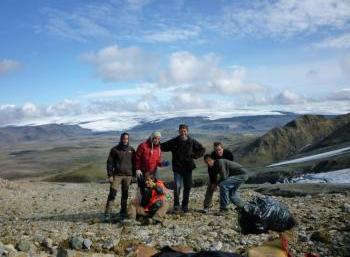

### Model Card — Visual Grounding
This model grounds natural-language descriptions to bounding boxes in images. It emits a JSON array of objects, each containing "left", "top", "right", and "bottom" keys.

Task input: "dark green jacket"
[{"left": 214, "top": 159, "right": 249, "bottom": 182}]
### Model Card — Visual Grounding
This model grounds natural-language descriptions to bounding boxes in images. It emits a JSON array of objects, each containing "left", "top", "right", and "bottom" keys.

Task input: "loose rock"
[
  {"left": 16, "top": 239, "right": 31, "bottom": 252},
  {"left": 69, "top": 236, "right": 84, "bottom": 250}
]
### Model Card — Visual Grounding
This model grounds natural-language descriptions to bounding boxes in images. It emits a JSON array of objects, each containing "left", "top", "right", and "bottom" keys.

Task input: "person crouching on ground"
[
  {"left": 104, "top": 132, "right": 135, "bottom": 222},
  {"left": 203, "top": 142, "right": 234, "bottom": 213},
  {"left": 203, "top": 154, "right": 249, "bottom": 213},
  {"left": 128, "top": 175, "right": 171, "bottom": 224}
]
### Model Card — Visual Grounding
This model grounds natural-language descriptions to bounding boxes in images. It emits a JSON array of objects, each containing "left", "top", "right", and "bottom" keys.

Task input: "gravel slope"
[{"left": 0, "top": 179, "right": 349, "bottom": 256}]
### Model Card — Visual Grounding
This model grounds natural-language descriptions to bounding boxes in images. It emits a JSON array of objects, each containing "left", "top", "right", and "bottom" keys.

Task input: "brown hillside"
[{"left": 235, "top": 113, "right": 350, "bottom": 166}]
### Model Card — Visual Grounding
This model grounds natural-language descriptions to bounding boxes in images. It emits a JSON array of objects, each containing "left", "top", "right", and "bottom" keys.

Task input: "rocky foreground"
[{"left": 0, "top": 178, "right": 350, "bottom": 257}]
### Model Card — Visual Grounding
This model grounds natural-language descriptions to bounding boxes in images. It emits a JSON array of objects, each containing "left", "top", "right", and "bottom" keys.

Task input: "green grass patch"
[{"left": 46, "top": 163, "right": 106, "bottom": 183}]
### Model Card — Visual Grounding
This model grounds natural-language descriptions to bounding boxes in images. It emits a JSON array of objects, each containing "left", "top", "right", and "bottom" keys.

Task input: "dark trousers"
[
  {"left": 203, "top": 181, "right": 215, "bottom": 209},
  {"left": 106, "top": 176, "right": 132, "bottom": 214},
  {"left": 219, "top": 176, "right": 245, "bottom": 210},
  {"left": 173, "top": 171, "right": 192, "bottom": 211}
]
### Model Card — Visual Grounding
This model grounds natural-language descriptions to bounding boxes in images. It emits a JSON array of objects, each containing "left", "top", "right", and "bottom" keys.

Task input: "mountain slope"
[
  {"left": 235, "top": 113, "right": 350, "bottom": 166},
  {"left": 301, "top": 122, "right": 350, "bottom": 152},
  {"left": 0, "top": 124, "right": 92, "bottom": 144}
]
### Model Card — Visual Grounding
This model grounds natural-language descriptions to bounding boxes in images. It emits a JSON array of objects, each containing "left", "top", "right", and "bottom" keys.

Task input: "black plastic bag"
[
  {"left": 152, "top": 246, "right": 243, "bottom": 257},
  {"left": 153, "top": 251, "right": 242, "bottom": 257},
  {"left": 238, "top": 196, "right": 296, "bottom": 234}
]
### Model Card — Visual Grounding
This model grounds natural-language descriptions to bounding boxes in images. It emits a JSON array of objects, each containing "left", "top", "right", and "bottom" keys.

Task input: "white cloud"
[
  {"left": 314, "top": 33, "right": 350, "bottom": 49},
  {"left": 83, "top": 45, "right": 158, "bottom": 82},
  {"left": 271, "top": 90, "right": 308, "bottom": 105},
  {"left": 0, "top": 98, "right": 349, "bottom": 131},
  {"left": 160, "top": 51, "right": 265, "bottom": 95},
  {"left": 126, "top": 0, "right": 155, "bottom": 11},
  {"left": 249, "top": 58, "right": 349, "bottom": 97},
  {"left": 81, "top": 83, "right": 156, "bottom": 99},
  {"left": 339, "top": 55, "right": 350, "bottom": 75},
  {"left": 136, "top": 101, "right": 152, "bottom": 112},
  {"left": 46, "top": 99, "right": 82, "bottom": 116},
  {"left": 327, "top": 88, "right": 350, "bottom": 101},
  {"left": 160, "top": 51, "right": 219, "bottom": 84},
  {"left": 143, "top": 27, "right": 200, "bottom": 43},
  {"left": 22, "top": 102, "right": 40, "bottom": 116},
  {"left": 39, "top": 6, "right": 112, "bottom": 42},
  {"left": 0, "top": 59, "right": 21, "bottom": 75},
  {"left": 169, "top": 93, "right": 207, "bottom": 110},
  {"left": 220, "top": 0, "right": 350, "bottom": 37}
]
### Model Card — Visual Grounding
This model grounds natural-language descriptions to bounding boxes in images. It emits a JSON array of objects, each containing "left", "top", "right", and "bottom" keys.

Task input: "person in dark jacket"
[
  {"left": 104, "top": 132, "right": 135, "bottom": 221},
  {"left": 161, "top": 124, "right": 205, "bottom": 213},
  {"left": 204, "top": 155, "right": 249, "bottom": 212},
  {"left": 203, "top": 142, "right": 234, "bottom": 213}
]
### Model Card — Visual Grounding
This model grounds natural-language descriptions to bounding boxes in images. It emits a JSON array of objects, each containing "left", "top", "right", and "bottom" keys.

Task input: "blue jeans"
[
  {"left": 219, "top": 176, "right": 245, "bottom": 209},
  {"left": 173, "top": 171, "right": 192, "bottom": 211}
]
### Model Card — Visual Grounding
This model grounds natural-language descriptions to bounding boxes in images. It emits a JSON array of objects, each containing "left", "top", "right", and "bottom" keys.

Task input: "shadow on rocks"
[{"left": 26, "top": 212, "right": 104, "bottom": 223}]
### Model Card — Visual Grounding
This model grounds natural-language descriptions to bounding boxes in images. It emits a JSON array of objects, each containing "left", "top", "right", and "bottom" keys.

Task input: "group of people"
[{"left": 104, "top": 124, "right": 249, "bottom": 224}]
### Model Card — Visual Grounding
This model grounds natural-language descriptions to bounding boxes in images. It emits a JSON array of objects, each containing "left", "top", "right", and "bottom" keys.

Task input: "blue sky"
[{"left": 1, "top": 0, "right": 350, "bottom": 130}]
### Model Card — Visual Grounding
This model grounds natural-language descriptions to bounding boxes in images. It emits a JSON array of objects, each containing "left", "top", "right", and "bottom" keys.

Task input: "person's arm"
[
  {"left": 191, "top": 139, "right": 205, "bottom": 159},
  {"left": 135, "top": 144, "right": 144, "bottom": 176},
  {"left": 216, "top": 159, "right": 227, "bottom": 182},
  {"left": 160, "top": 139, "right": 174, "bottom": 152},
  {"left": 131, "top": 147, "right": 136, "bottom": 177},
  {"left": 157, "top": 148, "right": 162, "bottom": 167},
  {"left": 155, "top": 185, "right": 164, "bottom": 195},
  {"left": 106, "top": 149, "right": 115, "bottom": 180}
]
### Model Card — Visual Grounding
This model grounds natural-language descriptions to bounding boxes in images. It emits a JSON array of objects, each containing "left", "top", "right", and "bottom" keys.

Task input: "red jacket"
[
  {"left": 144, "top": 180, "right": 167, "bottom": 212},
  {"left": 135, "top": 140, "right": 162, "bottom": 174}
]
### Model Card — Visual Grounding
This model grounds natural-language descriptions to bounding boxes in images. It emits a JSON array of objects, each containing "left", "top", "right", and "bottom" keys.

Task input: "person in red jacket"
[{"left": 135, "top": 131, "right": 166, "bottom": 179}]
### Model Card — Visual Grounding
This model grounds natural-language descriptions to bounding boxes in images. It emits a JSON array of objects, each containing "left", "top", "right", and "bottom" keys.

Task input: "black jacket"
[
  {"left": 106, "top": 144, "right": 135, "bottom": 177},
  {"left": 161, "top": 136, "right": 205, "bottom": 174},
  {"left": 208, "top": 149, "right": 234, "bottom": 183}
]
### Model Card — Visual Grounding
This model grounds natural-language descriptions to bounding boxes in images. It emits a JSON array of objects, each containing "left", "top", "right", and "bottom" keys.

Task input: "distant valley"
[{"left": 0, "top": 112, "right": 349, "bottom": 184}]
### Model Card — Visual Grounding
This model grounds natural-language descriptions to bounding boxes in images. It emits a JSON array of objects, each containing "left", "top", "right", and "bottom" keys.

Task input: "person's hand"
[
  {"left": 136, "top": 170, "right": 143, "bottom": 177},
  {"left": 108, "top": 176, "right": 114, "bottom": 183},
  {"left": 161, "top": 160, "right": 170, "bottom": 167}
]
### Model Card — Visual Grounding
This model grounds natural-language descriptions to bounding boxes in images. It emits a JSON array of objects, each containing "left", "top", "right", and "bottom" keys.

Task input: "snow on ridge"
[
  {"left": 268, "top": 146, "right": 350, "bottom": 167},
  {"left": 286, "top": 169, "right": 350, "bottom": 184},
  {"left": 2, "top": 109, "right": 285, "bottom": 132}
]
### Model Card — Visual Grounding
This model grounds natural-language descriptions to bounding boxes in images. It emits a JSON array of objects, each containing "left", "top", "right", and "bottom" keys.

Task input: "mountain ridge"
[{"left": 235, "top": 113, "right": 350, "bottom": 166}]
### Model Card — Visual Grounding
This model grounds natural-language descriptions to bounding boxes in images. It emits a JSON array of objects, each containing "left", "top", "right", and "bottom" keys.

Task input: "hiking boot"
[
  {"left": 103, "top": 213, "right": 112, "bottom": 223},
  {"left": 121, "top": 218, "right": 139, "bottom": 226},
  {"left": 216, "top": 208, "right": 229, "bottom": 216},
  {"left": 153, "top": 216, "right": 164, "bottom": 225},
  {"left": 172, "top": 206, "right": 181, "bottom": 214},
  {"left": 202, "top": 208, "right": 210, "bottom": 214},
  {"left": 118, "top": 212, "right": 126, "bottom": 221},
  {"left": 104, "top": 200, "right": 114, "bottom": 222},
  {"left": 144, "top": 218, "right": 154, "bottom": 225}
]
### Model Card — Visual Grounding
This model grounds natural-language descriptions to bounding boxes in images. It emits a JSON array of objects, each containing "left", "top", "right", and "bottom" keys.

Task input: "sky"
[{"left": 0, "top": 0, "right": 350, "bottom": 131}]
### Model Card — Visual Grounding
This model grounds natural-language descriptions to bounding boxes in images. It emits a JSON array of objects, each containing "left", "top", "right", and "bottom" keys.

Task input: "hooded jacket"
[{"left": 135, "top": 139, "right": 162, "bottom": 174}]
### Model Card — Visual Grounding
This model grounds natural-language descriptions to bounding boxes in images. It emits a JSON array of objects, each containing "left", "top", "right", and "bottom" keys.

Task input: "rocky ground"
[{"left": 0, "top": 178, "right": 350, "bottom": 257}]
